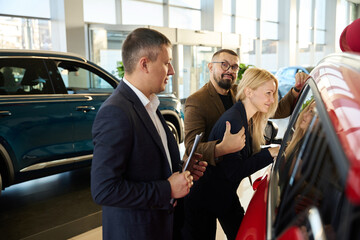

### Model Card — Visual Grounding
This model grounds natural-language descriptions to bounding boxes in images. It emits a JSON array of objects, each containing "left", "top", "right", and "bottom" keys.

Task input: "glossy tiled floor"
[
  {"left": 68, "top": 172, "right": 266, "bottom": 240},
  {"left": 0, "top": 143, "right": 267, "bottom": 240},
  {"left": 68, "top": 142, "right": 268, "bottom": 240}
]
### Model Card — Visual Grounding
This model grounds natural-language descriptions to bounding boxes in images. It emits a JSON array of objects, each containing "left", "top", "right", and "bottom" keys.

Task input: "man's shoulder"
[{"left": 187, "top": 82, "right": 212, "bottom": 102}]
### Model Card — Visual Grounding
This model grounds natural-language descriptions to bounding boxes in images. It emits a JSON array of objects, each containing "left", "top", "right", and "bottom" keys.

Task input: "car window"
[
  {"left": 284, "top": 68, "right": 296, "bottom": 78},
  {"left": 270, "top": 84, "right": 353, "bottom": 239},
  {"left": 0, "top": 59, "right": 53, "bottom": 95},
  {"left": 55, "top": 61, "right": 114, "bottom": 94}
]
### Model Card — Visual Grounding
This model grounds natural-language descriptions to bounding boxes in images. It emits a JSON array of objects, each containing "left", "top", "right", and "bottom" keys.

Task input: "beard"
[{"left": 214, "top": 73, "right": 234, "bottom": 90}]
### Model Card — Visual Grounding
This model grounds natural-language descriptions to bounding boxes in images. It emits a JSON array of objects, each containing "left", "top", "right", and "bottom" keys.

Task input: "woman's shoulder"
[
  {"left": 222, "top": 101, "right": 245, "bottom": 119},
  {"left": 214, "top": 104, "right": 246, "bottom": 133}
]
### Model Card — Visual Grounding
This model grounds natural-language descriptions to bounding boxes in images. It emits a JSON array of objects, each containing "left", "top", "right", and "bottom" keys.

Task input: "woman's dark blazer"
[{"left": 186, "top": 101, "right": 273, "bottom": 215}]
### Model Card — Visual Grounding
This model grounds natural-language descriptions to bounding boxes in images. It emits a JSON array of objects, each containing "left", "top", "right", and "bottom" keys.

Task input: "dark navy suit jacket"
[{"left": 91, "top": 80, "right": 181, "bottom": 240}]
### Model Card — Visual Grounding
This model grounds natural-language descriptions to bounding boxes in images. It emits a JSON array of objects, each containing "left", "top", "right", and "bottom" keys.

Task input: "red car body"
[{"left": 236, "top": 53, "right": 360, "bottom": 240}]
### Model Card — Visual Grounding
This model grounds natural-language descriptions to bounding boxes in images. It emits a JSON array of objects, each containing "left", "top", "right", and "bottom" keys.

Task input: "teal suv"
[{"left": 0, "top": 50, "right": 184, "bottom": 194}]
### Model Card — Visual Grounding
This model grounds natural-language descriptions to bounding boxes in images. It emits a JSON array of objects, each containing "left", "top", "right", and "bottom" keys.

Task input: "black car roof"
[{"left": 0, "top": 49, "right": 88, "bottom": 62}]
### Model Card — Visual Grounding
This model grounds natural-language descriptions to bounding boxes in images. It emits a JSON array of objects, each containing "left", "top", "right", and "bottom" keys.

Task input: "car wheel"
[{"left": 166, "top": 121, "right": 179, "bottom": 145}]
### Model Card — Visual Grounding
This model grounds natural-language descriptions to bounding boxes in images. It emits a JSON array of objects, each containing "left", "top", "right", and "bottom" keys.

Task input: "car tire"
[{"left": 166, "top": 121, "right": 179, "bottom": 145}]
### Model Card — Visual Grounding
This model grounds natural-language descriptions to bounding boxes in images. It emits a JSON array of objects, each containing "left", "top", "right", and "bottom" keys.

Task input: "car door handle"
[
  {"left": 0, "top": 111, "right": 11, "bottom": 117},
  {"left": 76, "top": 106, "right": 95, "bottom": 113}
]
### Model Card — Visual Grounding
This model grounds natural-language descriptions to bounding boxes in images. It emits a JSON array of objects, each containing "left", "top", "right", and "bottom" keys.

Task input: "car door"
[
  {"left": 50, "top": 60, "right": 117, "bottom": 157},
  {"left": 0, "top": 58, "right": 74, "bottom": 173},
  {"left": 270, "top": 81, "right": 350, "bottom": 239}
]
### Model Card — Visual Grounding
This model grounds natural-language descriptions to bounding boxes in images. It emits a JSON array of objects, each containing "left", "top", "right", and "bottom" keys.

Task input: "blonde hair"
[{"left": 235, "top": 68, "right": 278, "bottom": 153}]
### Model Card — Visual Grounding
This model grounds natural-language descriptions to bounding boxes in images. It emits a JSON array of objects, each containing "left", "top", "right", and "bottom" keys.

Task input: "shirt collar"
[
  {"left": 123, "top": 77, "right": 149, "bottom": 107},
  {"left": 123, "top": 78, "right": 159, "bottom": 112}
]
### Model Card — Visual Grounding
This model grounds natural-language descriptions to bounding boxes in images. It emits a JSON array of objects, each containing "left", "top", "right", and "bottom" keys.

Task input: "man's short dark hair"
[
  {"left": 212, "top": 49, "right": 238, "bottom": 60},
  {"left": 122, "top": 28, "right": 172, "bottom": 74}
]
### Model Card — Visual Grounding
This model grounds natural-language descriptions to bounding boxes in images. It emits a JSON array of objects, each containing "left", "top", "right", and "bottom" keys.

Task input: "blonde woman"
[{"left": 182, "top": 68, "right": 280, "bottom": 240}]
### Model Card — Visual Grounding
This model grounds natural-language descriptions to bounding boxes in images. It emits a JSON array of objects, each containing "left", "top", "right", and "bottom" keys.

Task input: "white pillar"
[
  {"left": 278, "top": 0, "right": 297, "bottom": 67},
  {"left": 324, "top": 0, "right": 338, "bottom": 54},
  {"left": 63, "top": 0, "right": 87, "bottom": 57},
  {"left": 115, "top": 0, "right": 122, "bottom": 24},
  {"left": 50, "top": 0, "right": 67, "bottom": 52},
  {"left": 163, "top": 0, "right": 170, "bottom": 27},
  {"left": 201, "top": 0, "right": 223, "bottom": 32}
]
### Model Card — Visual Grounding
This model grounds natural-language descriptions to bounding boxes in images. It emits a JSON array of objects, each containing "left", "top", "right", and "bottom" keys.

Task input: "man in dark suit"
[{"left": 91, "top": 28, "right": 206, "bottom": 240}]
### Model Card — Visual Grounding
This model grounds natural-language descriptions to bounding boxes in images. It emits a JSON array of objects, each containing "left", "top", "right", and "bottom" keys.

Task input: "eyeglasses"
[{"left": 211, "top": 61, "right": 240, "bottom": 72}]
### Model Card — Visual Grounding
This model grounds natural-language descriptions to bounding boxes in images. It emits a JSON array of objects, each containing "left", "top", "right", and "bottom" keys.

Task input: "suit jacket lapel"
[{"left": 119, "top": 81, "right": 175, "bottom": 174}]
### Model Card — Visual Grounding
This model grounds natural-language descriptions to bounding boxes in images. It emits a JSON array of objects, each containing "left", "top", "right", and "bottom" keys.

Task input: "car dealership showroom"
[{"left": 1, "top": 0, "right": 360, "bottom": 239}]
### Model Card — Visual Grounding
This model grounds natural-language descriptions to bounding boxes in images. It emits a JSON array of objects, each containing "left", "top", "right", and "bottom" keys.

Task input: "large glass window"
[
  {"left": 234, "top": 0, "right": 279, "bottom": 70},
  {"left": 299, "top": 0, "right": 312, "bottom": 51},
  {"left": 169, "top": 6, "right": 201, "bottom": 30},
  {"left": 314, "top": 0, "right": 326, "bottom": 63},
  {"left": 261, "top": 22, "right": 278, "bottom": 40},
  {"left": 261, "top": 40, "right": 278, "bottom": 71},
  {"left": 222, "top": 0, "right": 233, "bottom": 33},
  {"left": 83, "top": 0, "right": 116, "bottom": 24},
  {"left": 178, "top": 45, "right": 215, "bottom": 100},
  {"left": 235, "top": 18, "right": 257, "bottom": 38},
  {"left": 122, "top": 0, "right": 163, "bottom": 26},
  {"left": 0, "top": 16, "right": 51, "bottom": 50},
  {"left": 90, "top": 29, "right": 127, "bottom": 77},
  {"left": 236, "top": 0, "right": 257, "bottom": 18},
  {"left": 235, "top": 0, "right": 258, "bottom": 38},
  {"left": 261, "top": 0, "right": 278, "bottom": 22},
  {"left": 222, "top": 15, "right": 232, "bottom": 33},
  {"left": 315, "top": 0, "right": 326, "bottom": 32},
  {"left": 223, "top": 0, "right": 232, "bottom": 15},
  {"left": 260, "top": 0, "right": 278, "bottom": 71},
  {"left": 240, "top": 37, "right": 256, "bottom": 66},
  {"left": 298, "top": 0, "right": 327, "bottom": 66},
  {"left": 169, "top": 0, "right": 200, "bottom": 9},
  {"left": 89, "top": 28, "right": 177, "bottom": 94},
  {"left": 0, "top": 0, "right": 50, "bottom": 18}
]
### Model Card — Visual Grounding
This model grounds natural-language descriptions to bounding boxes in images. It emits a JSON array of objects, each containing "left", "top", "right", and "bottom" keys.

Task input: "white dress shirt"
[{"left": 123, "top": 78, "right": 172, "bottom": 171}]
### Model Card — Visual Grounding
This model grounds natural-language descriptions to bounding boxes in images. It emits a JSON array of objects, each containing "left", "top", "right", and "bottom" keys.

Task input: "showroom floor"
[
  {"left": 0, "top": 143, "right": 266, "bottom": 240},
  {"left": 68, "top": 144, "right": 266, "bottom": 240},
  {"left": 0, "top": 166, "right": 101, "bottom": 240},
  {"left": 68, "top": 179, "right": 258, "bottom": 240}
]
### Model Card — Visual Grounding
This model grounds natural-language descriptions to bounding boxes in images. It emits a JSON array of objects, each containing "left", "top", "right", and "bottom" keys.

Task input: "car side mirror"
[{"left": 264, "top": 120, "right": 279, "bottom": 144}]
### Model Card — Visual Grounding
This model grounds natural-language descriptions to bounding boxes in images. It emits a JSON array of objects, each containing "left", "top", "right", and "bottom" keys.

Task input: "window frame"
[{"left": 268, "top": 76, "right": 350, "bottom": 238}]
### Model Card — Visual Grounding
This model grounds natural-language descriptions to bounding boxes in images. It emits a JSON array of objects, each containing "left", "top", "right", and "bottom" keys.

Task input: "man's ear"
[
  {"left": 208, "top": 62, "right": 213, "bottom": 73},
  {"left": 139, "top": 57, "right": 149, "bottom": 73}
]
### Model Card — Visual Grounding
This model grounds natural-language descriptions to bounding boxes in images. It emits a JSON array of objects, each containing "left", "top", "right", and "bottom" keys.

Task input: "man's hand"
[
  {"left": 293, "top": 72, "right": 309, "bottom": 94},
  {"left": 183, "top": 153, "right": 207, "bottom": 181},
  {"left": 168, "top": 171, "right": 193, "bottom": 199},
  {"left": 215, "top": 121, "right": 246, "bottom": 158}
]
